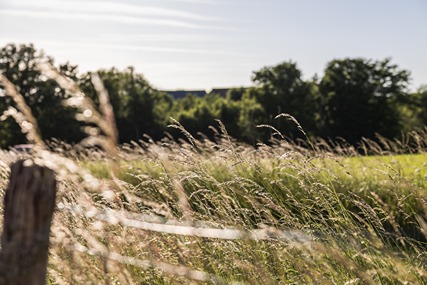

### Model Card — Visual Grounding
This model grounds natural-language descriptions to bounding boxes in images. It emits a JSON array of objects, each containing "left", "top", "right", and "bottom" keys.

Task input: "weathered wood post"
[{"left": 0, "top": 160, "right": 56, "bottom": 285}]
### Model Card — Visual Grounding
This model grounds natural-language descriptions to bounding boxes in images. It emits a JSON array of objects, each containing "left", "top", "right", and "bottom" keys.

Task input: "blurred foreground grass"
[{"left": 64, "top": 140, "right": 427, "bottom": 284}]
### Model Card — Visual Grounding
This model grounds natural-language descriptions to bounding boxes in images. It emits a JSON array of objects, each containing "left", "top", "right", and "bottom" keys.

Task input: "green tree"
[
  {"left": 236, "top": 88, "right": 265, "bottom": 143},
  {"left": 0, "top": 43, "right": 83, "bottom": 147},
  {"left": 170, "top": 89, "right": 265, "bottom": 144},
  {"left": 251, "top": 61, "right": 320, "bottom": 139},
  {"left": 170, "top": 94, "right": 219, "bottom": 140},
  {"left": 79, "top": 67, "right": 173, "bottom": 143},
  {"left": 319, "top": 58, "right": 410, "bottom": 143},
  {"left": 226, "top": 87, "right": 247, "bottom": 101},
  {"left": 402, "top": 86, "right": 427, "bottom": 131}
]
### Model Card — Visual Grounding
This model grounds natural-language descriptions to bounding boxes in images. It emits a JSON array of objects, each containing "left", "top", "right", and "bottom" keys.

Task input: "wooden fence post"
[{"left": 0, "top": 160, "right": 57, "bottom": 285}]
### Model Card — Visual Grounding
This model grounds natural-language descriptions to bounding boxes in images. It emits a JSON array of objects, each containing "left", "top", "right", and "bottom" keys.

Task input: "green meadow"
[{"left": 67, "top": 139, "right": 427, "bottom": 284}]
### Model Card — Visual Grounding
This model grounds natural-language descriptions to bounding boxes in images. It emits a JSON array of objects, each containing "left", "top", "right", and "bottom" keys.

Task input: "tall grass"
[{"left": 0, "top": 64, "right": 427, "bottom": 284}]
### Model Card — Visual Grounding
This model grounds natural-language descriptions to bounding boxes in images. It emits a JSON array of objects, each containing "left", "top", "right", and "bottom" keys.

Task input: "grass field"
[
  {"left": 0, "top": 66, "right": 427, "bottom": 284},
  {"left": 16, "top": 138, "right": 424, "bottom": 284}
]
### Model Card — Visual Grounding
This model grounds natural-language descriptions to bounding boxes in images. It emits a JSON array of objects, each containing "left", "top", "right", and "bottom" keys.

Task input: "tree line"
[{"left": 0, "top": 43, "right": 426, "bottom": 148}]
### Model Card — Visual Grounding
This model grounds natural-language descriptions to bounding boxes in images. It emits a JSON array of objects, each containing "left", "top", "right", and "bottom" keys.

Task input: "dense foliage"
[
  {"left": 1, "top": 43, "right": 426, "bottom": 148},
  {"left": 0, "top": 44, "right": 84, "bottom": 146},
  {"left": 79, "top": 68, "right": 173, "bottom": 143}
]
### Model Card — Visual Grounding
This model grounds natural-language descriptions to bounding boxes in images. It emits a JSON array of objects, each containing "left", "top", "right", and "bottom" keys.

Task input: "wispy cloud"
[
  {"left": 0, "top": 33, "right": 220, "bottom": 44},
  {"left": 8, "top": 0, "right": 221, "bottom": 21},
  {"left": 84, "top": 42, "right": 247, "bottom": 56},
  {"left": 165, "top": 0, "right": 217, "bottom": 4},
  {"left": 99, "top": 34, "right": 220, "bottom": 43},
  {"left": 0, "top": 9, "right": 210, "bottom": 29},
  {"left": 0, "top": 38, "right": 251, "bottom": 57},
  {"left": 0, "top": 0, "right": 229, "bottom": 30}
]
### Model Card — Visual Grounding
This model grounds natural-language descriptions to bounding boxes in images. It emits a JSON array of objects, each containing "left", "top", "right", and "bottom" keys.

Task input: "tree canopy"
[
  {"left": 250, "top": 61, "right": 320, "bottom": 139},
  {"left": 79, "top": 67, "right": 173, "bottom": 143},
  {"left": 0, "top": 43, "right": 424, "bottom": 148},
  {"left": 0, "top": 43, "right": 83, "bottom": 146},
  {"left": 319, "top": 58, "right": 410, "bottom": 143}
]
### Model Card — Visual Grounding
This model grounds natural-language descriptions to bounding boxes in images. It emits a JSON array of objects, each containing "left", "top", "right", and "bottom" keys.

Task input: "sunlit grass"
[
  {"left": 1, "top": 62, "right": 427, "bottom": 284},
  {"left": 66, "top": 141, "right": 427, "bottom": 284}
]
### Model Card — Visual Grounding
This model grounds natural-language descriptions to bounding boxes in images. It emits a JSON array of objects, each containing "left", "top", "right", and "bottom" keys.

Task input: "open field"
[{"left": 1, "top": 137, "right": 427, "bottom": 284}]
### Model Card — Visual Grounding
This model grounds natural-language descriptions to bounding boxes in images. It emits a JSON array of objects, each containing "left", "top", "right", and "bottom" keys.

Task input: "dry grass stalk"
[{"left": 0, "top": 73, "right": 44, "bottom": 147}]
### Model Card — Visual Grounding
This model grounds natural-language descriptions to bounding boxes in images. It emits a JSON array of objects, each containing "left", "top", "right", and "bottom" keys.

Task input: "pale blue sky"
[{"left": 0, "top": 0, "right": 426, "bottom": 90}]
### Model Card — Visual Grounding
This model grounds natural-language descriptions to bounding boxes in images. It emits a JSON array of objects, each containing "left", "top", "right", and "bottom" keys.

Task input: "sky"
[{"left": 0, "top": 0, "right": 426, "bottom": 91}]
